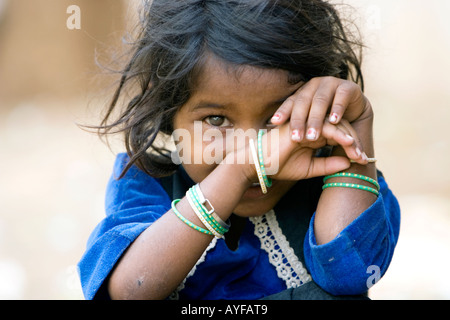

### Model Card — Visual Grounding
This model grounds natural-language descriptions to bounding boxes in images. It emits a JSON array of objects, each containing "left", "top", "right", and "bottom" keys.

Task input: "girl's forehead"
[
  {"left": 179, "top": 56, "right": 302, "bottom": 116},
  {"left": 193, "top": 55, "right": 294, "bottom": 95}
]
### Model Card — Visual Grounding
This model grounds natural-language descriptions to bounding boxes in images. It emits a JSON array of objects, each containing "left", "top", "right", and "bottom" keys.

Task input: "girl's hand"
[
  {"left": 264, "top": 119, "right": 366, "bottom": 181},
  {"left": 238, "top": 119, "right": 366, "bottom": 184},
  {"left": 270, "top": 77, "right": 371, "bottom": 144}
]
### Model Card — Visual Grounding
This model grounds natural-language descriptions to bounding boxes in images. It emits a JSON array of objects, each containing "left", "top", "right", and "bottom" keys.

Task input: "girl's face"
[{"left": 173, "top": 56, "right": 303, "bottom": 217}]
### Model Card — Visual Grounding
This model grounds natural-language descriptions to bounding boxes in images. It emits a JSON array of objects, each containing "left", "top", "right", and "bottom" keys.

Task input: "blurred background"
[{"left": 0, "top": 0, "right": 448, "bottom": 299}]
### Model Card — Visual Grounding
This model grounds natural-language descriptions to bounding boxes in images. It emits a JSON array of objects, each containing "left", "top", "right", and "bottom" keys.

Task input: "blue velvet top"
[{"left": 78, "top": 153, "right": 400, "bottom": 300}]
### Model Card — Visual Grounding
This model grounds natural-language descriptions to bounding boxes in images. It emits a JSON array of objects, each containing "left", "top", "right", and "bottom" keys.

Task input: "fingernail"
[
  {"left": 345, "top": 134, "right": 354, "bottom": 141},
  {"left": 292, "top": 129, "right": 301, "bottom": 141},
  {"left": 329, "top": 113, "right": 339, "bottom": 123},
  {"left": 306, "top": 128, "right": 317, "bottom": 140},
  {"left": 355, "top": 147, "right": 362, "bottom": 157},
  {"left": 271, "top": 113, "right": 281, "bottom": 122}
]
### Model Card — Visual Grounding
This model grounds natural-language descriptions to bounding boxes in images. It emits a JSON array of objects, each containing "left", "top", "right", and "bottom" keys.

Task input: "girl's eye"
[{"left": 204, "top": 116, "right": 231, "bottom": 127}]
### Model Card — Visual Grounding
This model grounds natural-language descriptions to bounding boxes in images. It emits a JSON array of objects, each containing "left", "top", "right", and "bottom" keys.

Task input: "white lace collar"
[
  {"left": 250, "top": 210, "right": 311, "bottom": 289},
  {"left": 169, "top": 210, "right": 311, "bottom": 299}
]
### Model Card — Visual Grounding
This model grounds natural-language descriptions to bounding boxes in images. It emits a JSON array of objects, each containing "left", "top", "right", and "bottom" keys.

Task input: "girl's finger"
[
  {"left": 271, "top": 81, "right": 307, "bottom": 126},
  {"left": 320, "top": 121, "right": 361, "bottom": 162},
  {"left": 305, "top": 79, "right": 337, "bottom": 141},
  {"left": 271, "top": 98, "right": 294, "bottom": 125},
  {"left": 336, "top": 119, "right": 368, "bottom": 165},
  {"left": 286, "top": 80, "right": 319, "bottom": 142},
  {"left": 289, "top": 93, "right": 312, "bottom": 142},
  {"left": 306, "top": 156, "right": 351, "bottom": 179},
  {"left": 321, "top": 121, "right": 354, "bottom": 146},
  {"left": 329, "top": 81, "right": 362, "bottom": 124}
]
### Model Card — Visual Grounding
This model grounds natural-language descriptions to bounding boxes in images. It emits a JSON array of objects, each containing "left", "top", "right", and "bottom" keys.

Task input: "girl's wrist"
[
  {"left": 194, "top": 155, "right": 254, "bottom": 223},
  {"left": 351, "top": 116, "right": 374, "bottom": 155},
  {"left": 350, "top": 99, "right": 374, "bottom": 125},
  {"left": 221, "top": 148, "right": 256, "bottom": 189}
]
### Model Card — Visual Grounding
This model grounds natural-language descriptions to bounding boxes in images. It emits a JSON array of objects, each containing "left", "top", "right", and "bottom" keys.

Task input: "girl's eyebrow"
[
  {"left": 191, "top": 102, "right": 226, "bottom": 111},
  {"left": 191, "top": 88, "right": 301, "bottom": 111}
]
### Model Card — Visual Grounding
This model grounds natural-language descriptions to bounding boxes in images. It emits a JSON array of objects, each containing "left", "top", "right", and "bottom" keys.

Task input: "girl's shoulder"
[
  {"left": 105, "top": 153, "right": 172, "bottom": 213},
  {"left": 106, "top": 153, "right": 195, "bottom": 211}
]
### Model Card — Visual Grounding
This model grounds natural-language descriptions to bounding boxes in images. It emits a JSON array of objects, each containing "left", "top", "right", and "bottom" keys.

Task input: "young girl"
[{"left": 78, "top": 0, "right": 400, "bottom": 300}]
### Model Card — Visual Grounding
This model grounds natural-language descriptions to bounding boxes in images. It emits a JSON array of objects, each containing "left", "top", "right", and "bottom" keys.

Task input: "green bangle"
[
  {"left": 257, "top": 130, "right": 272, "bottom": 188},
  {"left": 192, "top": 184, "right": 230, "bottom": 231},
  {"left": 323, "top": 172, "right": 380, "bottom": 191},
  {"left": 186, "top": 190, "right": 224, "bottom": 238},
  {"left": 171, "top": 199, "right": 214, "bottom": 236},
  {"left": 189, "top": 187, "right": 228, "bottom": 235},
  {"left": 322, "top": 182, "right": 379, "bottom": 196}
]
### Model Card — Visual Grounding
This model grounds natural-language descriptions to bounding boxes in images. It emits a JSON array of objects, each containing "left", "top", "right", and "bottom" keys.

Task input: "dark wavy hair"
[{"left": 98, "top": 0, "right": 364, "bottom": 178}]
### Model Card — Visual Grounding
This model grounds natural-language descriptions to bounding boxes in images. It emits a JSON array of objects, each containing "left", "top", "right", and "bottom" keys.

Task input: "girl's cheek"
[
  {"left": 202, "top": 130, "right": 227, "bottom": 165},
  {"left": 173, "top": 128, "right": 227, "bottom": 166},
  {"left": 174, "top": 125, "right": 255, "bottom": 169},
  {"left": 172, "top": 128, "right": 194, "bottom": 165}
]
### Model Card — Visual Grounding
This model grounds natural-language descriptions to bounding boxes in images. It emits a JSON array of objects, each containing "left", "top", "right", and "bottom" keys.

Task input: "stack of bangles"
[
  {"left": 172, "top": 184, "right": 230, "bottom": 239},
  {"left": 322, "top": 172, "right": 380, "bottom": 196}
]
